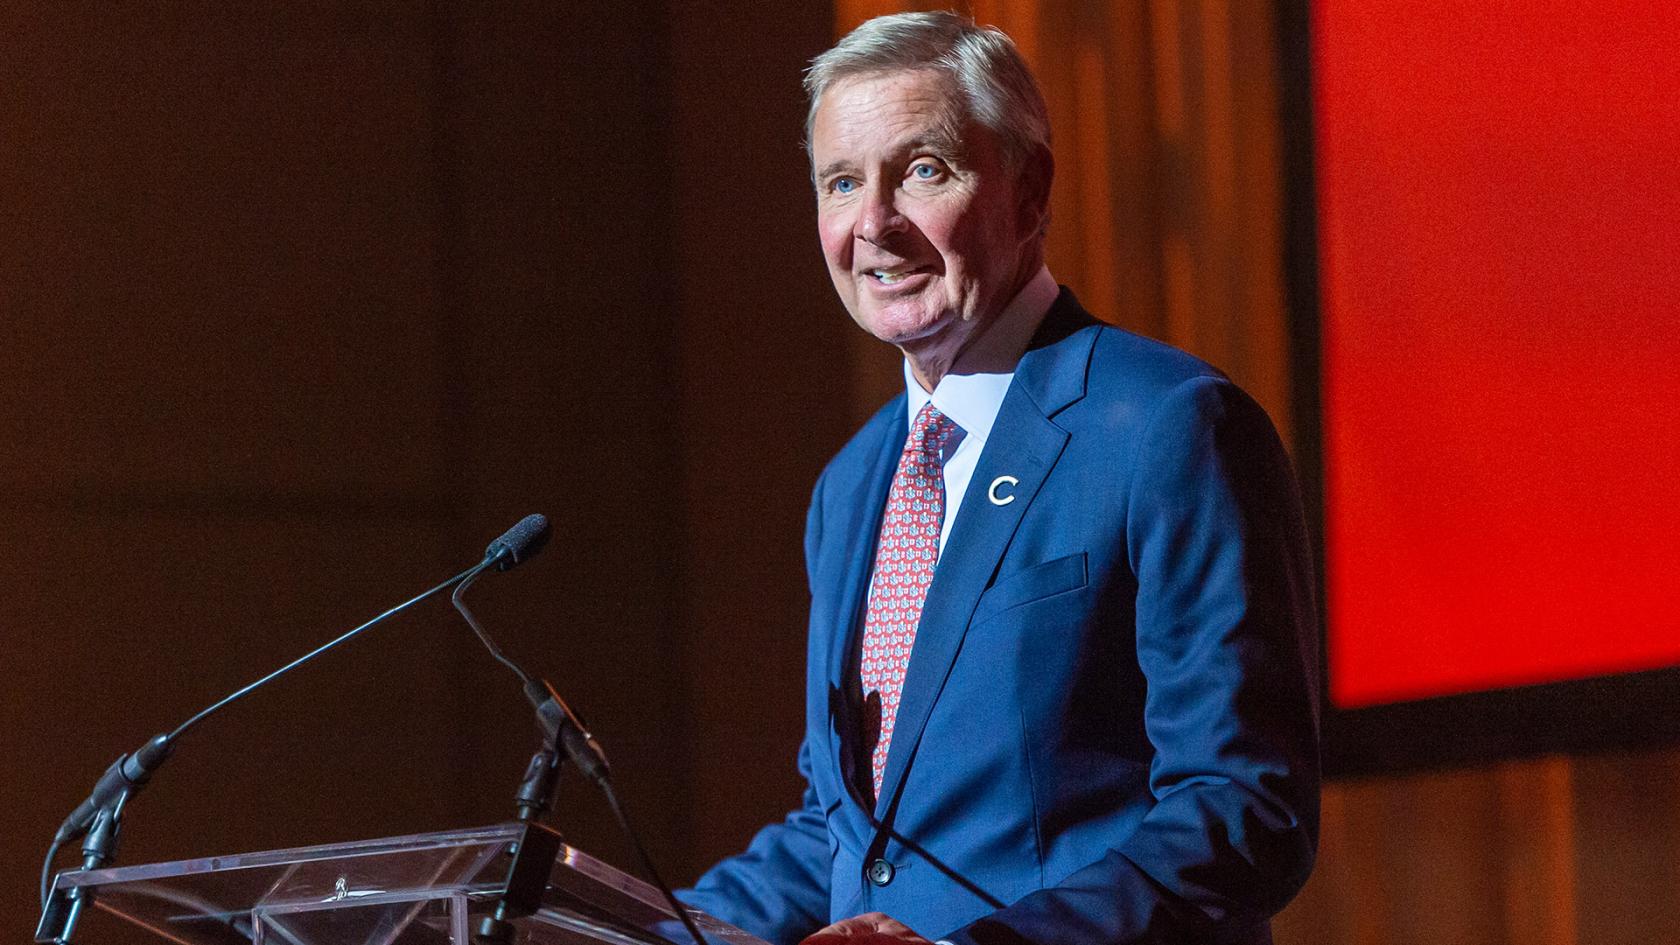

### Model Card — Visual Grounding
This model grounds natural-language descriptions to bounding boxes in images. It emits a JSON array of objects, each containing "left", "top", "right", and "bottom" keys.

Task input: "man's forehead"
[{"left": 812, "top": 69, "right": 972, "bottom": 161}]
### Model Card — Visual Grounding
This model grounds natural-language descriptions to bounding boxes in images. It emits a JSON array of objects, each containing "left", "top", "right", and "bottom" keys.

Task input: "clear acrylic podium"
[{"left": 37, "top": 822, "right": 769, "bottom": 945}]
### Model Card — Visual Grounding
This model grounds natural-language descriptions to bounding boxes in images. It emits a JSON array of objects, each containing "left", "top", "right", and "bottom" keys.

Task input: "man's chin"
[{"left": 854, "top": 302, "right": 950, "bottom": 348}]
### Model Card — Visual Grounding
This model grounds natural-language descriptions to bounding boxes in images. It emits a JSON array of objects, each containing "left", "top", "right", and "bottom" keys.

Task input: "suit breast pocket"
[{"left": 970, "top": 551, "right": 1088, "bottom": 629}]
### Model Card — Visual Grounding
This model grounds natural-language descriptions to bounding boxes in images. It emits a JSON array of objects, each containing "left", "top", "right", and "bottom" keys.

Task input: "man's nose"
[{"left": 856, "top": 183, "right": 906, "bottom": 244}]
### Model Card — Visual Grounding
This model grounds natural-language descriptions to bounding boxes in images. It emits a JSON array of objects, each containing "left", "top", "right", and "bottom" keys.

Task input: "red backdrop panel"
[{"left": 1313, "top": 0, "right": 1680, "bottom": 708}]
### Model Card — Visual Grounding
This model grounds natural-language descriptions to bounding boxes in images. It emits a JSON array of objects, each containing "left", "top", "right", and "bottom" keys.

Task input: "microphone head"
[{"left": 486, "top": 514, "right": 551, "bottom": 572}]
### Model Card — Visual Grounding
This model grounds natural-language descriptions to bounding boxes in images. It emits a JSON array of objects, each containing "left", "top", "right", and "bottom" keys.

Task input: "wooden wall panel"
[
  {"left": 1493, "top": 758, "right": 1577, "bottom": 945},
  {"left": 1276, "top": 752, "right": 1680, "bottom": 945},
  {"left": 666, "top": 0, "right": 856, "bottom": 880},
  {"left": 0, "top": 4, "right": 446, "bottom": 505},
  {"left": 1572, "top": 750, "right": 1680, "bottom": 945},
  {"left": 0, "top": 515, "right": 469, "bottom": 846},
  {"left": 0, "top": 2, "right": 695, "bottom": 939},
  {"left": 410, "top": 0, "right": 703, "bottom": 871}
]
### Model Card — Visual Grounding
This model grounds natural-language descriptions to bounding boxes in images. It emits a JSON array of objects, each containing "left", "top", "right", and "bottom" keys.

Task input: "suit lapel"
[{"left": 872, "top": 291, "right": 1099, "bottom": 818}]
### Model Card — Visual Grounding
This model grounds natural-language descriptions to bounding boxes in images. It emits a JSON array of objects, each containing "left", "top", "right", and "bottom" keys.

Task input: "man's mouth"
[{"left": 866, "top": 267, "right": 922, "bottom": 285}]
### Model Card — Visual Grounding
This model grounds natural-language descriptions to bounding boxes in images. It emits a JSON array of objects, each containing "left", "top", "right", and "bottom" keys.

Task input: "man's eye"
[
  {"left": 833, "top": 178, "right": 858, "bottom": 195},
  {"left": 911, "top": 163, "right": 941, "bottom": 180}
]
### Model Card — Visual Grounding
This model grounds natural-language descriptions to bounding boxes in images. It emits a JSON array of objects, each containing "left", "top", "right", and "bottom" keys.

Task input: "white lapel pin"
[{"left": 988, "top": 475, "right": 1019, "bottom": 506}]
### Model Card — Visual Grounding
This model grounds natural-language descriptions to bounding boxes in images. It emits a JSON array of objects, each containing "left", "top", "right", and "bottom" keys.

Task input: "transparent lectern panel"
[
  {"left": 57, "top": 827, "right": 511, "bottom": 945},
  {"left": 45, "top": 825, "right": 769, "bottom": 945},
  {"left": 255, "top": 894, "right": 463, "bottom": 945}
]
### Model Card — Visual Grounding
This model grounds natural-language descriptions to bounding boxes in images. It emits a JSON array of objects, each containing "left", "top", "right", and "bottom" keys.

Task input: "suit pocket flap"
[{"left": 971, "top": 552, "right": 1088, "bottom": 627}]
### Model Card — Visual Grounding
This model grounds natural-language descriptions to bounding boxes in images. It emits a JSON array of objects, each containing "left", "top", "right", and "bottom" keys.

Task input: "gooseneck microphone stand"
[
  {"left": 451, "top": 569, "right": 710, "bottom": 945},
  {"left": 37, "top": 515, "right": 548, "bottom": 945}
]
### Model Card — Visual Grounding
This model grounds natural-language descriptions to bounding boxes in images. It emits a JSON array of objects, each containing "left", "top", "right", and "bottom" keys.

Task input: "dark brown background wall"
[{"left": 1, "top": 2, "right": 839, "bottom": 940}]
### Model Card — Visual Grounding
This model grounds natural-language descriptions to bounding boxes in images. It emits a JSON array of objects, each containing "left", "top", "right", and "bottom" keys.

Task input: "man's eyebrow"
[
  {"left": 814, "top": 132, "right": 967, "bottom": 183},
  {"left": 814, "top": 159, "right": 854, "bottom": 182},
  {"left": 906, "top": 130, "right": 965, "bottom": 158}
]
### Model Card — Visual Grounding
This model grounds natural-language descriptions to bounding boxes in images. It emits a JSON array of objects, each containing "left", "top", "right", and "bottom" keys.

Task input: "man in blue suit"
[{"left": 680, "top": 12, "right": 1319, "bottom": 945}]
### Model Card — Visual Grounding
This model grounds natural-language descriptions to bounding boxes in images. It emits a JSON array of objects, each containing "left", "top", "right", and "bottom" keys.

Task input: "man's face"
[{"left": 811, "top": 70, "right": 1037, "bottom": 353}]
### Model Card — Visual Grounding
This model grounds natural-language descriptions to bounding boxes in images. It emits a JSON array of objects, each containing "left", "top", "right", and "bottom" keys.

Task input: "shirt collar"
[
  {"left": 905, "top": 362, "right": 1012, "bottom": 446},
  {"left": 903, "top": 266, "right": 1057, "bottom": 445}
]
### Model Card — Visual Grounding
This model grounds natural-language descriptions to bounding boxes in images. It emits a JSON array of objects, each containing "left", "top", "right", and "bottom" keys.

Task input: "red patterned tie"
[{"left": 859, "top": 403, "right": 964, "bottom": 799}]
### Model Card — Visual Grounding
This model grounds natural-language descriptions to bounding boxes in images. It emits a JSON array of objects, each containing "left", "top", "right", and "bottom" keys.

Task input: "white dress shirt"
[
  {"left": 905, "top": 364, "right": 1010, "bottom": 556},
  {"left": 902, "top": 266, "right": 1058, "bottom": 556}
]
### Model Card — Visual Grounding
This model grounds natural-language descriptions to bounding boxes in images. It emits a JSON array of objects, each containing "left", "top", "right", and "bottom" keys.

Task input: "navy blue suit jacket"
[{"left": 681, "top": 291, "right": 1320, "bottom": 945}]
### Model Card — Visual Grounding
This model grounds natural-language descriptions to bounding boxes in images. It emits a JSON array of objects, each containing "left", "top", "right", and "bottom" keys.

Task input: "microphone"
[{"left": 485, "top": 514, "right": 550, "bottom": 572}]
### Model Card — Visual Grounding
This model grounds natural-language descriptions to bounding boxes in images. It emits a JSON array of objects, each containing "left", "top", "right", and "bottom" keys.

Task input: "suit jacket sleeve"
[
  {"left": 946, "top": 374, "right": 1321, "bottom": 945},
  {"left": 676, "top": 735, "right": 833, "bottom": 943},
  {"left": 675, "top": 474, "right": 838, "bottom": 944}
]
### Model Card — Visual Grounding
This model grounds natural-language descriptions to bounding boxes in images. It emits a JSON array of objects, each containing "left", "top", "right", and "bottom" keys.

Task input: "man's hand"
[{"left": 799, "top": 913, "right": 933, "bottom": 945}]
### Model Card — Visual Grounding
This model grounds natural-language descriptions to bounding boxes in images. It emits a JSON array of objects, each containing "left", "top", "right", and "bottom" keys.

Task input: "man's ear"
[{"left": 1016, "top": 145, "right": 1055, "bottom": 240}]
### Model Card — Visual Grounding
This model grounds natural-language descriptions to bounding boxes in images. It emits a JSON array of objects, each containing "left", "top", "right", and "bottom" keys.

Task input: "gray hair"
[{"left": 803, "top": 11, "right": 1052, "bottom": 172}]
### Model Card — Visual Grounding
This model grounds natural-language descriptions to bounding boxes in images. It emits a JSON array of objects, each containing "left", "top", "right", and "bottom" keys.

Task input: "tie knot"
[{"left": 909, "top": 404, "right": 964, "bottom": 466}]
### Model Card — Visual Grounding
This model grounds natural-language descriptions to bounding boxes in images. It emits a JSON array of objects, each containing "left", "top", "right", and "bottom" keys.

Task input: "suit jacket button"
[{"left": 867, "top": 858, "right": 895, "bottom": 887}]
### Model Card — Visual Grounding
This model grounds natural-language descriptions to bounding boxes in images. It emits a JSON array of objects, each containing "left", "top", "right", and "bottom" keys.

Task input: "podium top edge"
[{"left": 54, "top": 822, "right": 529, "bottom": 890}]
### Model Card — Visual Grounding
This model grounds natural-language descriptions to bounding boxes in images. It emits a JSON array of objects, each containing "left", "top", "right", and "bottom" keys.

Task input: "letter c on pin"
[{"left": 988, "top": 475, "right": 1019, "bottom": 506}]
